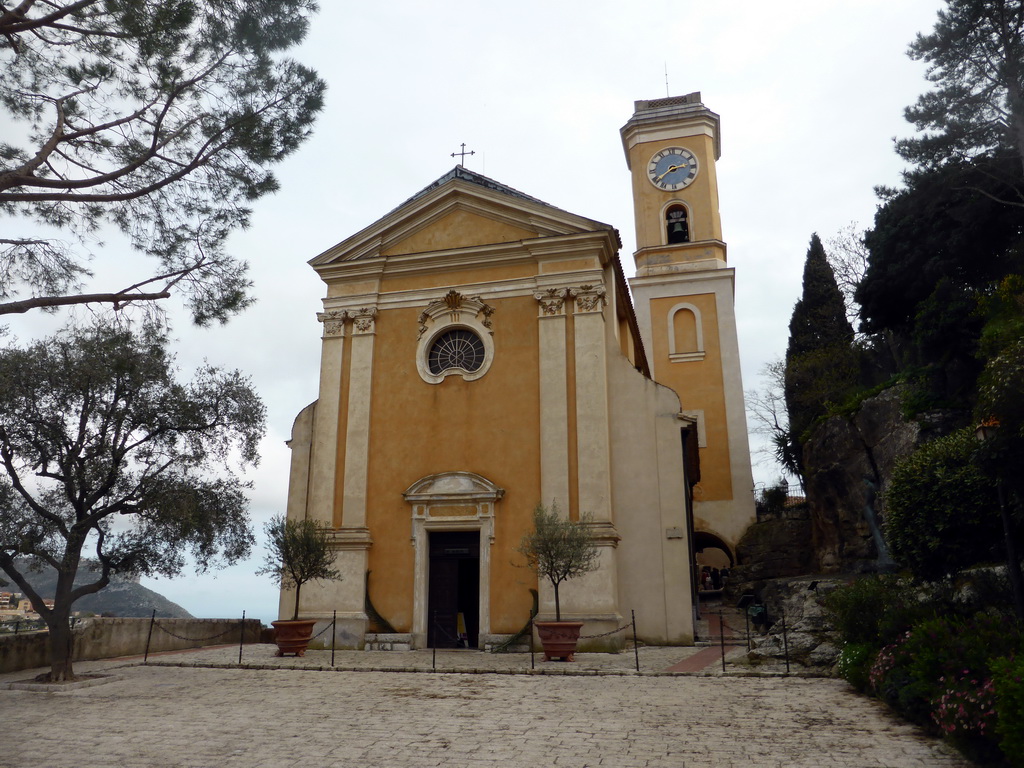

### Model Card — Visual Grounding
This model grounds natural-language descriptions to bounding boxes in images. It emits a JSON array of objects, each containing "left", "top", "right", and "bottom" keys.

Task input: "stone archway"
[{"left": 693, "top": 530, "right": 734, "bottom": 567}]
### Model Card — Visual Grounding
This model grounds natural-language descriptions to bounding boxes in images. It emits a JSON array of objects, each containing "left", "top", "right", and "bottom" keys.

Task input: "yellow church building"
[{"left": 281, "top": 92, "right": 755, "bottom": 650}]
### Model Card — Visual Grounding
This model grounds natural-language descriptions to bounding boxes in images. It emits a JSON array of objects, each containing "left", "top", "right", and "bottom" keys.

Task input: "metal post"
[
  {"left": 719, "top": 608, "right": 726, "bottom": 673},
  {"left": 529, "top": 613, "right": 535, "bottom": 670},
  {"left": 744, "top": 608, "right": 751, "bottom": 652},
  {"left": 14, "top": 620, "right": 19, "bottom": 635},
  {"left": 781, "top": 607, "right": 790, "bottom": 674},
  {"left": 330, "top": 610, "right": 337, "bottom": 667},
  {"left": 144, "top": 609, "right": 157, "bottom": 663},
  {"left": 631, "top": 610, "right": 640, "bottom": 672},
  {"left": 237, "top": 611, "right": 245, "bottom": 664},
  {"left": 431, "top": 610, "right": 436, "bottom": 670}
]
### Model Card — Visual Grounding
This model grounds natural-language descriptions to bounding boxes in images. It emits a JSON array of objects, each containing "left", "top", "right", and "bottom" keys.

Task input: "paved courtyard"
[{"left": 0, "top": 645, "right": 971, "bottom": 768}]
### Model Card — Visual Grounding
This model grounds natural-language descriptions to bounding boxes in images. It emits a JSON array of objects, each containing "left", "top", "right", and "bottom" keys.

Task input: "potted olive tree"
[
  {"left": 258, "top": 514, "right": 342, "bottom": 657},
  {"left": 517, "top": 503, "right": 600, "bottom": 661}
]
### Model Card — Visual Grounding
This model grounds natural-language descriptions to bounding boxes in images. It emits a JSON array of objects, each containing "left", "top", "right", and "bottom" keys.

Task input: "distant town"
[{"left": 1, "top": 592, "right": 80, "bottom": 632}]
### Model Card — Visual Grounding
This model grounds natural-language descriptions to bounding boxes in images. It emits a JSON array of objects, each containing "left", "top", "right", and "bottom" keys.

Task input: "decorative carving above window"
[
  {"left": 416, "top": 291, "right": 495, "bottom": 384},
  {"left": 418, "top": 290, "right": 494, "bottom": 339}
]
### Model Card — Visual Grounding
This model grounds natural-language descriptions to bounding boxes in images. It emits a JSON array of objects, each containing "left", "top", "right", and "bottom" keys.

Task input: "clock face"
[{"left": 647, "top": 147, "right": 699, "bottom": 191}]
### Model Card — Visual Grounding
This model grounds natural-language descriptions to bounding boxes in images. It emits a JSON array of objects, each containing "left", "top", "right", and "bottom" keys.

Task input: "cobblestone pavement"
[{"left": 0, "top": 646, "right": 971, "bottom": 768}]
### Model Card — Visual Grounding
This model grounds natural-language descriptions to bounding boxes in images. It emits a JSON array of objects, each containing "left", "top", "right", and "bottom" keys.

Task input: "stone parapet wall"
[{"left": 0, "top": 617, "right": 262, "bottom": 674}]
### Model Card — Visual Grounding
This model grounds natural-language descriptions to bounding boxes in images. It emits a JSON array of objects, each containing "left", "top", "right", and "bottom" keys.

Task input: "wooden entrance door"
[{"left": 427, "top": 531, "right": 480, "bottom": 648}]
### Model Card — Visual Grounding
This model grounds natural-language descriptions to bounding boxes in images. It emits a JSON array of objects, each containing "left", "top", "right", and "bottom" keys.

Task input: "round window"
[{"left": 428, "top": 329, "right": 485, "bottom": 375}]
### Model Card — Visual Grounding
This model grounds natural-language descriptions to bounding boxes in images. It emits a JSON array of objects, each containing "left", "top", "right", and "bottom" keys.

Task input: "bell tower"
[{"left": 622, "top": 93, "right": 755, "bottom": 565}]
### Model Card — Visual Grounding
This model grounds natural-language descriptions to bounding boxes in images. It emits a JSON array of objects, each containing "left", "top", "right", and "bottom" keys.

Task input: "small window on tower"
[{"left": 666, "top": 205, "right": 690, "bottom": 244}]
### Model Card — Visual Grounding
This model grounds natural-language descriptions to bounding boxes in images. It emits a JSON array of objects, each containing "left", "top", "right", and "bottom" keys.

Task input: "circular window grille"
[{"left": 428, "top": 329, "right": 485, "bottom": 375}]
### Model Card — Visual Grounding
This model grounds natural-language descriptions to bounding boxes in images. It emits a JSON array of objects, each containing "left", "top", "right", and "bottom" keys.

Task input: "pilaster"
[
  {"left": 535, "top": 287, "right": 570, "bottom": 513},
  {"left": 307, "top": 311, "right": 347, "bottom": 526},
  {"left": 570, "top": 284, "right": 613, "bottom": 522},
  {"left": 341, "top": 307, "right": 377, "bottom": 528}
]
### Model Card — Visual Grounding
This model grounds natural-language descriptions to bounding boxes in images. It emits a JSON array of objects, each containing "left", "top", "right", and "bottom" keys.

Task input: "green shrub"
[
  {"left": 836, "top": 642, "right": 876, "bottom": 692},
  {"left": 933, "top": 676, "right": 1001, "bottom": 764},
  {"left": 869, "top": 613, "right": 1022, "bottom": 732},
  {"left": 824, "top": 575, "right": 938, "bottom": 647},
  {"left": 757, "top": 483, "right": 789, "bottom": 517},
  {"left": 884, "top": 428, "right": 1002, "bottom": 581},
  {"left": 993, "top": 656, "right": 1024, "bottom": 767},
  {"left": 868, "top": 632, "right": 933, "bottom": 725}
]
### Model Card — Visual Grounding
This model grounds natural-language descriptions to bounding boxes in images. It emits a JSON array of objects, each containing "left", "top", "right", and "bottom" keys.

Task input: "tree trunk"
[
  {"left": 292, "top": 582, "right": 302, "bottom": 621},
  {"left": 44, "top": 612, "right": 75, "bottom": 682},
  {"left": 553, "top": 583, "right": 561, "bottom": 622}
]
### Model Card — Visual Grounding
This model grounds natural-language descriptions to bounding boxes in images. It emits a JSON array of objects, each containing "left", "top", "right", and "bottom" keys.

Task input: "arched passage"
[{"left": 693, "top": 530, "right": 734, "bottom": 567}]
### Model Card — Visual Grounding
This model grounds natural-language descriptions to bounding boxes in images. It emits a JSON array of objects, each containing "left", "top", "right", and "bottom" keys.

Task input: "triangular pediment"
[
  {"left": 383, "top": 208, "right": 539, "bottom": 256},
  {"left": 310, "top": 167, "right": 613, "bottom": 267}
]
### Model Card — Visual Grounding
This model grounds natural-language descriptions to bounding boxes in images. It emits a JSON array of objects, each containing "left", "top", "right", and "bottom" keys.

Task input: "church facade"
[{"left": 281, "top": 93, "right": 754, "bottom": 650}]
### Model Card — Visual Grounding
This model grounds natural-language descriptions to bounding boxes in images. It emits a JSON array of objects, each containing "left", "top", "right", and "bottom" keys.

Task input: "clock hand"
[{"left": 655, "top": 164, "right": 684, "bottom": 182}]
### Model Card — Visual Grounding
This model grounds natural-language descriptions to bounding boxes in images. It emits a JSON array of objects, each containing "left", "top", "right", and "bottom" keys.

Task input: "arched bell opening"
[{"left": 665, "top": 204, "right": 690, "bottom": 244}]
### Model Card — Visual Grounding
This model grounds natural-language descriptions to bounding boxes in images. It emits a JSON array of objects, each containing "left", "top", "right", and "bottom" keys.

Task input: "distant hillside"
[{"left": 2, "top": 559, "right": 192, "bottom": 619}]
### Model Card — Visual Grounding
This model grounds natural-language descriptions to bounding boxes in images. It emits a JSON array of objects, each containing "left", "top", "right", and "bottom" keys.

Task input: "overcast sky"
[{"left": 8, "top": 0, "right": 946, "bottom": 623}]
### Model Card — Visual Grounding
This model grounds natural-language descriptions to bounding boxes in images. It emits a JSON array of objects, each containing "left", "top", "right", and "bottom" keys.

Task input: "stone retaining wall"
[{"left": 0, "top": 617, "right": 263, "bottom": 674}]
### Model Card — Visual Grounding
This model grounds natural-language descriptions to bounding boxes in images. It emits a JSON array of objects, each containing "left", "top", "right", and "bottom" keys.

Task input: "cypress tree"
[{"left": 784, "top": 235, "right": 858, "bottom": 458}]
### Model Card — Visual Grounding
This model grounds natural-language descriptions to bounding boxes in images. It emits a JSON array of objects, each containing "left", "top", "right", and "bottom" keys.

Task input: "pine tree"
[
  {"left": 898, "top": 0, "right": 1024, "bottom": 195},
  {"left": 0, "top": 1, "right": 325, "bottom": 321}
]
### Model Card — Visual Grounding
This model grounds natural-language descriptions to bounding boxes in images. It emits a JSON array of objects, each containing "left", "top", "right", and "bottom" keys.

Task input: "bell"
[{"left": 671, "top": 222, "right": 686, "bottom": 234}]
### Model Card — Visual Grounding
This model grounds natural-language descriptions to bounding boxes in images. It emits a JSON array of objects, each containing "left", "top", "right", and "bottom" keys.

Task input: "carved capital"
[
  {"left": 570, "top": 284, "right": 607, "bottom": 314},
  {"left": 534, "top": 287, "right": 568, "bottom": 317},
  {"left": 350, "top": 307, "right": 377, "bottom": 334},
  {"left": 317, "top": 310, "right": 348, "bottom": 337}
]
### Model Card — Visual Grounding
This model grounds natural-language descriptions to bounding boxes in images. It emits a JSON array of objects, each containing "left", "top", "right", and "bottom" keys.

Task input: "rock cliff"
[
  {"left": 802, "top": 386, "right": 919, "bottom": 572},
  {"left": 732, "top": 386, "right": 928, "bottom": 594}
]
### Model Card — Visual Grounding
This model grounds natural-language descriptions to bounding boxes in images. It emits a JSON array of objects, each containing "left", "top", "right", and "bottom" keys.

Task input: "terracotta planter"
[
  {"left": 271, "top": 619, "right": 318, "bottom": 657},
  {"left": 534, "top": 620, "right": 584, "bottom": 662}
]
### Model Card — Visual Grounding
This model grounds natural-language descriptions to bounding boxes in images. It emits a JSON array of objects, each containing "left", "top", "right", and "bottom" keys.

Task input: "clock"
[{"left": 647, "top": 147, "right": 699, "bottom": 191}]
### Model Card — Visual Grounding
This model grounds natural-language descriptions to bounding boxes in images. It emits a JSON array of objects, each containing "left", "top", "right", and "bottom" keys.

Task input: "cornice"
[
  {"left": 620, "top": 93, "right": 722, "bottom": 166},
  {"left": 629, "top": 266, "right": 736, "bottom": 292},
  {"left": 326, "top": 527, "right": 372, "bottom": 551},
  {"left": 309, "top": 176, "right": 614, "bottom": 269},
  {"left": 314, "top": 230, "right": 618, "bottom": 291}
]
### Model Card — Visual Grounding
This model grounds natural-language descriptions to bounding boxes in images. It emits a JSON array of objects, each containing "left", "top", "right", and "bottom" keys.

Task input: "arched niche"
[{"left": 667, "top": 302, "right": 705, "bottom": 362}]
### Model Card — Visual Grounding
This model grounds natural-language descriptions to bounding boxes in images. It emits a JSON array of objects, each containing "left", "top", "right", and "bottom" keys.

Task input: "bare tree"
[
  {"left": 746, "top": 358, "right": 804, "bottom": 490},
  {"left": 825, "top": 222, "right": 870, "bottom": 329}
]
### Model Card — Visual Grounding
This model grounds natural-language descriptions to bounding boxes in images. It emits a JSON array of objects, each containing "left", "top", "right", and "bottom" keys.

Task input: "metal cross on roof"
[{"left": 450, "top": 143, "right": 475, "bottom": 164}]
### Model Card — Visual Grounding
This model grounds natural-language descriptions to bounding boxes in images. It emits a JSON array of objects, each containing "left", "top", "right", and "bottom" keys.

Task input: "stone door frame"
[{"left": 403, "top": 471, "right": 504, "bottom": 648}]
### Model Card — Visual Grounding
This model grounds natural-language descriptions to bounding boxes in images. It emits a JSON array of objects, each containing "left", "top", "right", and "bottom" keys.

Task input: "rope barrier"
[
  {"left": 578, "top": 623, "right": 631, "bottom": 639},
  {"left": 151, "top": 621, "right": 242, "bottom": 643},
  {"left": 310, "top": 621, "right": 335, "bottom": 641}
]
